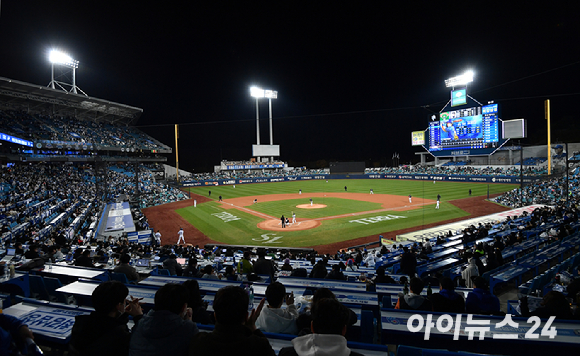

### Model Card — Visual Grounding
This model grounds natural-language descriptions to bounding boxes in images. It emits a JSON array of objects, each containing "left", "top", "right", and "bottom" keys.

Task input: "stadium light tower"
[
  {"left": 47, "top": 49, "right": 87, "bottom": 96},
  {"left": 250, "top": 86, "right": 278, "bottom": 162},
  {"left": 445, "top": 70, "right": 474, "bottom": 88}
]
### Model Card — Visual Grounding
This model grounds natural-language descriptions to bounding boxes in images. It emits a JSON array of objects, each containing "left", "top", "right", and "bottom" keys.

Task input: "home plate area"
[{"left": 257, "top": 219, "right": 321, "bottom": 231}]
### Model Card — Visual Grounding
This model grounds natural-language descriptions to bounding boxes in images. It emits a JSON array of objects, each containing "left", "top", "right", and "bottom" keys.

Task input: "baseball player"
[
  {"left": 177, "top": 227, "right": 185, "bottom": 244},
  {"left": 281, "top": 215, "right": 286, "bottom": 228},
  {"left": 436, "top": 194, "right": 441, "bottom": 209},
  {"left": 299, "top": 189, "right": 302, "bottom": 195},
  {"left": 155, "top": 230, "right": 162, "bottom": 246},
  {"left": 310, "top": 198, "right": 313, "bottom": 206},
  {"left": 292, "top": 212, "right": 296, "bottom": 224},
  {"left": 409, "top": 194, "right": 412, "bottom": 203},
  {"left": 370, "top": 189, "right": 374, "bottom": 194}
]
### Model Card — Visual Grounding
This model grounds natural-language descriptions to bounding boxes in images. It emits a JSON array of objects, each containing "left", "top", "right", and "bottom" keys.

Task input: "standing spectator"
[
  {"left": 462, "top": 257, "right": 479, "bottom": 288},
  {"left": 189, "top": 286, "right": 274, "bottom": 356},
  {"left": 399, "top": 247, "right": 417, "bottom": 278},
  {"left": 237, "top": 251, "right": 254, "bottom": 274},
  {"left": 253, "top": 249, "right": 276, "bottom": 280},
  {"left": 465, "top": 277, "right": 501, "bottom": 315},
  {"left": 69, "top": 281, "right": 143, "bottom": 356},
  {"left": 113, "top": 254, "right": 139, "bottom": 282},
  {"left": 256, "top": 282, "right": 299, "bottom": 334},
  {"left": 279, "top": 298, "right": 364, "bottom": 356},
  {"left": 130, "top": 284, "right": 198, "bottom": 356}
]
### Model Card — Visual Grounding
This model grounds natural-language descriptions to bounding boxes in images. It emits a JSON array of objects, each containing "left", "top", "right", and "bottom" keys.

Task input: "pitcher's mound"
[
  {"left": 257, "top": 219, "right": 321, "bottom": 231},
  {"left": 296, "top": 204, "right": 327, "bottom": 209}
]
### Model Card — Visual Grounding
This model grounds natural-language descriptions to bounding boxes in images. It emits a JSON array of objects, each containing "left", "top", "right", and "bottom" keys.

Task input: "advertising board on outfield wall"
[{"left": 181, "top": 173, "right": 539, "bottom": 187}]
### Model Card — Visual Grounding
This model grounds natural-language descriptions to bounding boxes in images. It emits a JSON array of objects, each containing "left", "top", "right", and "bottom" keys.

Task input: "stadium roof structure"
[{"left": 0, "top": 76, "right": 143, "bottom": 126}]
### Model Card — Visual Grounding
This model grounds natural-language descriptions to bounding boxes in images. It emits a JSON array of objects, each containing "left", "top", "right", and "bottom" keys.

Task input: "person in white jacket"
[
  {"left": 462, "top": 257, "right": 480, "bottom": 288},
  {"left": 278, "top": 298, "right": 365, "bottom": 356},
  {"left": 255, "top": 282, "right": 299, "bottom": 335}
]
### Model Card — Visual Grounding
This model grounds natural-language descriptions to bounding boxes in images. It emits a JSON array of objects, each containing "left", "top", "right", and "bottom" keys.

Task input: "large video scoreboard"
[{"left": 428, "top": 103, "right": 499, "bottom": 153}]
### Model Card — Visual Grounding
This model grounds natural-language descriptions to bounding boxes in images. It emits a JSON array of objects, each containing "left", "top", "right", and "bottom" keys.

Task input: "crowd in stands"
[
  {"left": 170, "top": 168, "right": 329, "bottom": 182},
  {"left": 493, "top": 173, "right": 580, "bottom": 207},
  {"left": 365, "top": 164, "right": 549, "bottom": 176},
  {"left": 0, "top": 109, "right": 169, "bottom": 151},
  {"left": 2, "top": 200, "right": 580, "bottom": 354}
]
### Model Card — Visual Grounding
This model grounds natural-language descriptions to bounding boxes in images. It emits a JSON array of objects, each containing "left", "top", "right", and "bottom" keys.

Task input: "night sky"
[{"left": 1, "top": 2, "right": 579, "bottom": 172}]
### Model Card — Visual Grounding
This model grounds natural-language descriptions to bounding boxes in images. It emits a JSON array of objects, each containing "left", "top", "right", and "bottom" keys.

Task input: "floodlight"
[
  {"left": 264, "top": 90, "right": 278, "bottom": 99},
  {"left": 250, "top": 86, "right": 265, "bottom": 98},
  {"left": 49, "top": 50, "right": 79, "bottom": 68},
  {"left": 445, "top": 70, "right": 474, "bottom": 88}
]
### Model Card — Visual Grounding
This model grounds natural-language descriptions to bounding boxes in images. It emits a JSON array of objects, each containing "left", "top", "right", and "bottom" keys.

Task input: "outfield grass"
[{"left": 178, "top": 180, "right": 517, "bottom": 247}]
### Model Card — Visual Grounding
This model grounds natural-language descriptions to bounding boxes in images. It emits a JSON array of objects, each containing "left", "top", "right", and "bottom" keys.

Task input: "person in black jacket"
[
  {"left": 309, "top": 258, "right": 328, "bottom": 279},
  {"left": 325, "top": 264, "right": 345, "bottom": 280},
  {"left": 183, "top": 279, "right": 212, "bottom": 325},
  {"left": 520, "top": 291, "right": 574, "bottom": 320},
  {"left": 429, "top": 277, "right": 465, "bottom": 313},
  {"left": 69, "top": 281, "right": 143, "bottom": 356},
  {"left": 253, "top": 249, "right": 276, "bottom": 280},
  {"left": 189, "top": 286, "right": 274, "bottom": 356},
  {"left": 399, "top": 247, "right": 417, "bottom": 278},
  {"left": 74, "top": 250, "right": 94, "bottom": 268}
]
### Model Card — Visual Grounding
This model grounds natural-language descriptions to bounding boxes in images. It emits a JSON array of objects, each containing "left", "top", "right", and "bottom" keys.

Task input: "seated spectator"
[
  {"left": 14, "top": 242, "right": 24, "bottom": 256},
  {"left": 429, "top": 277, "right": 465, "bottom": 313},
  {"left": 465, "top": 277, "right": 501, "bottom": 315},
  {"left": 113, "top": 253, "right": 139, "bottom": 282},
  {"left": 237, "top": 251, "right": 254, "bottom": 274},
  {"left": 182, "top": 258, "right": 201, "bottom": 278},
  {"left": 395, "top": 277, "right": 433, "bottom": 311},
  {"left": 281, "top": 258, "right": 293, "bottom": 272},
  {"left": 223, "top": 265, "right": 239, "bottom": 281},
  {"left": 75, "top": 250, "right": 94, "bottom": 268},
  {"left": 24, "top": 245, "right": 40, "bottom": 260},
  {"left": 183, "top": 280, "right": 212, "bottom": 325},
  {"left": 0, "top": 314, "right": 35, "bottom": 356},
  {"left": 189, "top": 286, "right": 274, "bottom": 356},
  {"left": 521, "top": 291, "right": 574, "bottom": 320},
  {"left": 201, "top": 265, "right": 221, "bottom": 280},
  {"left": 325, "top": 264, "right": 345, "bottom": 280},
  {"left": 309, "top": 258, "right": 328, "bottom": 279},
  {"left": 256, "top": 282, "right": 299, "bottom": 334},
  {"left": 130, "top": 283, "right": 198, "bottom": 356},
  {"left": 70, "top": 281, "right": 143, "bottom": 356},
  {"left": 373, "top": 266, "right": 395, "bottom": 284},
  {"left": 162, "top": 254, "right": 182, "bottom": 276},
  {"left": 279, "top": 298, "right": 365, "bottom": 356},
  {"left": 296, "top": 288, "right": 357, "bottom": 336},
  {"left": 345, "top": 259, "right": 357, "bottom": 272}
]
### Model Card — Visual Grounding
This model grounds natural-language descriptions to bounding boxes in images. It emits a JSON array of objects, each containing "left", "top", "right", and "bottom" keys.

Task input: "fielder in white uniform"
[
  {"left": 370, "top": 189, "right": 374, "bottom": 194},
  {"left": 177, "top": 227, "right": 185, "bottom": 244},
  {"left": 310, "top": 198, "right": 313, "bottom": 206},
  {"left": 292, "top": 212, "right": 296, "bottom": 224},
  {"left": 409, "top": 195, "right": 412, "bottom": 203},
  {"left": 155, "top": 230, "right": 162, "bottom": 246}
]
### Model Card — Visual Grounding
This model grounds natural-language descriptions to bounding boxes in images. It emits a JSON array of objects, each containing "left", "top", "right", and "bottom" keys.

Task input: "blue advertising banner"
[{"left": 181, "top": 173, "right": 535, "bottom": 188}]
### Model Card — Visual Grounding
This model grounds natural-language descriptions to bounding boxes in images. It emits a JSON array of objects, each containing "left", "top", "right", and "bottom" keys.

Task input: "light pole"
[
  {"left": 47, "top": 49, "right": 86, "bottom": 96},
  {"left": 250, "top": 86, "right": 278, "bottom": 162}
]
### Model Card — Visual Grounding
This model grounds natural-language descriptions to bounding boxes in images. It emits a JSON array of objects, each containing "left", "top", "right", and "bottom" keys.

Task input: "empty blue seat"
[{"left": 111, "top": 272, "right": 130, "bottom": 284}]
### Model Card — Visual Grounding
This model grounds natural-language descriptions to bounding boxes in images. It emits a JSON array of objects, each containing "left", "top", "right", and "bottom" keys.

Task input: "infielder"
[
  {"left": 370, "top": 189, "right": 374, "bottom": 194},
  {"left": 310, "top": 198, "right": 313, "bottom": 206},
  {"left": 299, "top": 189, "right": 302, "bottom": 195},
  {"left": 292, "top": 212, "right": 296, "bottom": 224},
  {"left": 177, "top": 227, "right": 185, "bottom": 244},
  {"left": 409, "top": 194, "right": 412, "bottom": 203},
  {"left": 436, "top": 194, "right": 441, "bottom": 209}
]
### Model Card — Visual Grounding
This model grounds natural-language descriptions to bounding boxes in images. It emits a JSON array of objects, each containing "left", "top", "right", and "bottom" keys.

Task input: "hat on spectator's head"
[{"left": 284, "top": 258, "right": 290, "bottom": 264}]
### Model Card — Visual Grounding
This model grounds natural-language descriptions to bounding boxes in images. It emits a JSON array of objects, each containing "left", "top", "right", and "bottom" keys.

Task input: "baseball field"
[{"left": 143, "top": 179, "right": 517, "bottom": 253}]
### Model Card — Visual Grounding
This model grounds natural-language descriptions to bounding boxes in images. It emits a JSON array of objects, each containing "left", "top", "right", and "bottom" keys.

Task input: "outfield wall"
[{"left": 181, "top": 173, "right": 541, "bottom": 187}]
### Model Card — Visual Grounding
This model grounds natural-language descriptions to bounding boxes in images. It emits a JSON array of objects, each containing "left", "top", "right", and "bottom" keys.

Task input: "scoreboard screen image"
[{"left": 428, "top": 104, "right": 499, "bottom": 152}]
